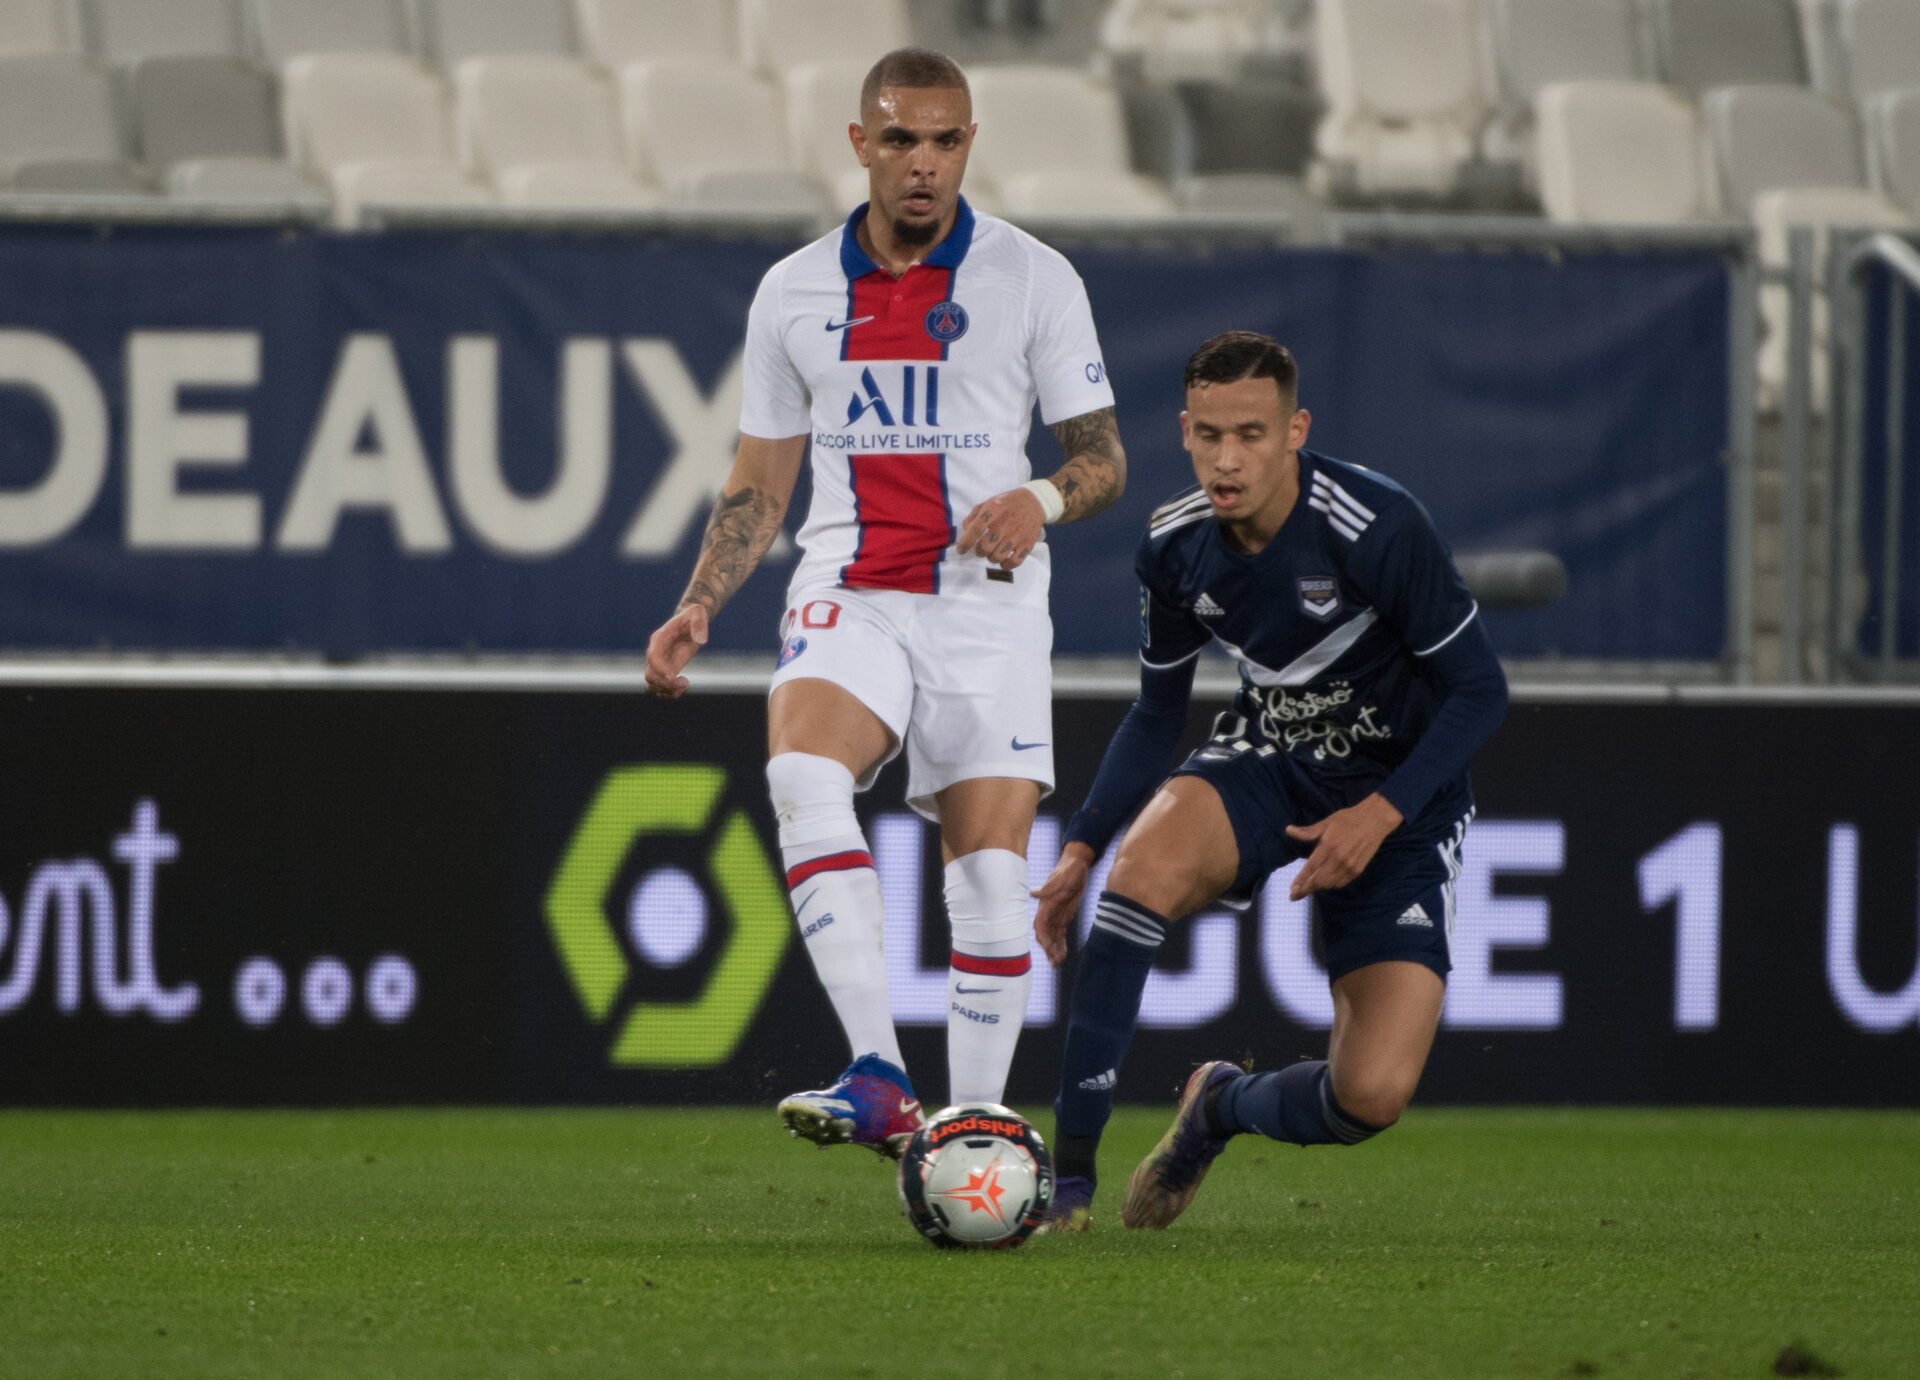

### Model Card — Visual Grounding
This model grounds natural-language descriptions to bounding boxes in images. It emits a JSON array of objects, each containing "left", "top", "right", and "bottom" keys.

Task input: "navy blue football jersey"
[{"left": 1138, "top": 450, "right": 1479, "bottom": 826}]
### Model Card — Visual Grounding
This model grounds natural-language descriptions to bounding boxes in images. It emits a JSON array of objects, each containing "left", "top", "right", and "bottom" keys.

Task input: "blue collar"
[{"left": 838, "top": 196, "right": 977, "bottom": 279}]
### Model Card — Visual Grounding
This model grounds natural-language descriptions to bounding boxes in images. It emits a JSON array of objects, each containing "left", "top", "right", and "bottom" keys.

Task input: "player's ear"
[
  {"left": 1178, "top": 410, "right": 1193, "bottom": 449},
  {"left": 849, "top": 120, "right": 869, "bottom": 167},
  {"left": 1290, "top": 408, "right": 1311, "bottom": 449}
]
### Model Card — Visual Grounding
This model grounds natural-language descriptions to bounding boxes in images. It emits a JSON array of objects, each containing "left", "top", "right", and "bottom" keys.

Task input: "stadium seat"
[
  {"left": 251, "top": 0, "right": 413, "bottom": 68},
  {"left": 781, "top": 60, "right": 874, "bottom": 213},
  {"left": 83, "top": 0, "right": 243, "bottom": 64},
  {"left": 132, "top": 54, "right": 321, "bottom": 205},
  {"left": 1312, "top": 0, "right": 1483, "bottom": 201},
  {"left": 1835, "top": 0, "right": 1920, "bottom": 106},
  {"left": 1752, "top": 183, "right": 1911, "bottom": 406},
  {"left": 282, "top": 53, "right": 492, "bottom": 224},
  {"left": 573, "top": 0, "right": 735, "bottom": 68},
  {"left": 1704, "top": 84, "right": 1864, "bottom": 215},
  {"left": 1534, "top": 80, "right": 1709, "bottom": 223},
  {"left": 966, "top": 65, "right": 1171, "bottom": 217},
  {"left": 0, "top": 0, "right": 77, "bottom": 55},
  {"left": 1867, "top": 88, "right": 1920, "bottom": 215},
  {"left": 1656, "top": 0, "right": 1808, "bottom": 94},
  {"left": 457, "top": 55, "right": 660, "bottom": 207},
  {"left": 736, "top": 0, "right": 908, "bottom": 78},
  {"left": 1483, "top": 0, "right": 1644, "bottom": 176},
  {"left": 1098, "top": 0, "right": 1303, "bottom": 84},
  {"left": 618, "top": 60, "right": 822, "bottom": 214},
  {"left": 0, "top": 52, "right": 149, "bottom": 190},
  {"left": 420, "top": 0, "right": 577, "bottom": 72}
]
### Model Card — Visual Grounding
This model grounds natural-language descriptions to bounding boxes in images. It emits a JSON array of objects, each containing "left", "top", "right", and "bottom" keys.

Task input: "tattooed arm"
[
  {"left": 953, "top": 405, "right": 1128, "bottom": 569},
  {"left": 645, "top": 434, "right": 807, "bottom": 698},
  {"left": 1044, "top": 405, "right": 1127, "bottom": 524}
]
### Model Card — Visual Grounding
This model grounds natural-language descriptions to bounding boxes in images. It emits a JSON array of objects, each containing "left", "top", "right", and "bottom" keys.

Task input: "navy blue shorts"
[{"left": 1170, "top": 734, "right": 1471, "bottom": 983}]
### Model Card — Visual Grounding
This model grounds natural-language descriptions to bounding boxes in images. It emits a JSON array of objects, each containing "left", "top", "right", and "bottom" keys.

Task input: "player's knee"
[
  {"left": 1329, "top": 1072, "right": 1416, "bottom": 1133},
  {"left": 765, "top": 752, "right": 857, "bottom": 837},
  {"left": 1106, "top": 847, "right": 1200, "bottom": 923}
]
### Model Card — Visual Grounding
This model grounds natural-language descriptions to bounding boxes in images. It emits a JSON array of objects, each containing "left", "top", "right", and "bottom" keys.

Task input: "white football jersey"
[{"left": 739, "top": 199, "right": 1114, "bottom": 608}]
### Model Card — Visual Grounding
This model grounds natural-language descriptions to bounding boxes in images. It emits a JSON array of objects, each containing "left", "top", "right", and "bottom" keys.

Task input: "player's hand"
[
  {"left": 1285, "top": 794, "right": 1405, "bottom": 900},
  {"left": 955, "top": 486, "right": 1046, "bottom": 570},
  {"left": 644, "top": 604, "right": 709, "bottom": 699},
  {"left": 1032, "top": 842, "right": 1095, "bottom": 966}
]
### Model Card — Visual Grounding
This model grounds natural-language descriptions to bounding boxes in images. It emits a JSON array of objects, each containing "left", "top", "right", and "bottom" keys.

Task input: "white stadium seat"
[
  {"left": 1868, "top": 89, "right": 1920, "bottom": 216},
  {"left": 1312, "top": 0, "right": 1483, "bottom": 200},
  {"left": 0, "top": 52, "right": 149, "bottom": 189},
  {"left": 131, "top": 53, "right": 321, "bottom": 205},
  {"left": 420, "top": 0, "right": 577, "bottom": 71},
  {"left": 84, "top": 0, "right": 243, "bottom": 64},
  {"left": 1657, "top": 0, "right": 1808, "bottom": 94},
  {"left": 0, "top": 0, "right": 77, "bottom": 56},
  {"left": 282, "top": 53, "right": 491, "bottom": 224},
  {"left": 1098, "top": 0, "right": 1295, "bottom": 85},
  {"left": 251, "top": 0, "right": 413, "bottom": 68},
  {"left": 736, "top": 0, "right": 908, "bottom": 78},
  {"left": 967, "top": 65, "right": 1171, "bottom": 217},
  {"left": 1704, "top": 84, "right": 1864, "bottom": 215},
  {"left": 1483, "top": 0, "right": 1644, "bottom": 174},
  {"left": 166, "top": 157, "right": 323, "bottom": 205},
  {"left": 574, "top": 0, "right": 735, "bottom": 68},
  {"left": 781, "top": 61, "right": 872, "bottom": 212},
  {"left": 619, "top": 60, "right": 821, "bottom": 214},
  {"left": 457, "top": 55, "right": 660, "bottom": 207},
  {"left": 1837, "top": 0, "right": 1920, "bottom": 106},
  {"left": 1535, "top": 80, "right": 1709, "bottom": 223}
]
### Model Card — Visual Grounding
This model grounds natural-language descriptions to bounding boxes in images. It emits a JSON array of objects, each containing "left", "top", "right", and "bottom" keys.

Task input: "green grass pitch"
[{"left": 3, "top": 1108, "right": 1916, "bottom": 1379}]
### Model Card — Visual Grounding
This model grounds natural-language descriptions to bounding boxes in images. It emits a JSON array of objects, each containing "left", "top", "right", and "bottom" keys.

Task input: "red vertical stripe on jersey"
[
  {"left": 843, "top": 265, "right": 953, "bottom": 362},
  {"left": 842, "top": 452, "right": 951, "bottom": 594}
]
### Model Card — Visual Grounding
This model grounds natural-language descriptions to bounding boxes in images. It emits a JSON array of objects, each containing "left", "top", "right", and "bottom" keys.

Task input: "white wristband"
[{"left": 1021, "top": 478, "right": 1066, "bottom": 524}]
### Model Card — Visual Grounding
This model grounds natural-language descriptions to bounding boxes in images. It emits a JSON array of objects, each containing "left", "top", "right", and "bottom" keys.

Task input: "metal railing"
[{"left": 1814, "top": 229, "right": 1920, "bottom": 683}]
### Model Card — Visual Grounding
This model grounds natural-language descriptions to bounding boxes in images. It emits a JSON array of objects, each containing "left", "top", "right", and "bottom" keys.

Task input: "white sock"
[
  {"left": 767, "top": 752, "right": 903, "bottom": 1072},
  {"left": 944, "top": 848, "right": 1035, "bottom": 1106}
]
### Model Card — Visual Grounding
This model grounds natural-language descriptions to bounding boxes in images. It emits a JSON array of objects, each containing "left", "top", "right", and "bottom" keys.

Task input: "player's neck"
[
  {"left": 859, "top": 207, "right": 958, "bottom": 277},
  {"left": 1221, "top": 458, "right": 1301, "bottom": 554}
]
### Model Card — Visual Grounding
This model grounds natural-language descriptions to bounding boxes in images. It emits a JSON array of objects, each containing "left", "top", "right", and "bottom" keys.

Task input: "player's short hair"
[
  {"left": 860, "top": 47, "right": 970, "bottom": 116},
  {"left": 1184, "top": 331, "right": 1299, "bottom": 406}
]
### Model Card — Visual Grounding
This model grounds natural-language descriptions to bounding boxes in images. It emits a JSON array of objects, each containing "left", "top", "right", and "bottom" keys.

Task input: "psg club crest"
[
  {"left": 776, "top": 635, "right": 808, "bottom": 669},
  {"left": 924, "top": 300, "right": 969, "bottom": 343},
  {"left": 1298, "top": 576, "right": 1341, "bottom": 621}
]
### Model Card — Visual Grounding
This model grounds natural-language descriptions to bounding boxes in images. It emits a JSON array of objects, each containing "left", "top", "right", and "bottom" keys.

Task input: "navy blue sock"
[
  {"left": 1209, "top": 1060, "right": 1386, "bottom": 1146},
  {"left": 1052, "top": 892, "right": 1168, "bottom": 1181}
]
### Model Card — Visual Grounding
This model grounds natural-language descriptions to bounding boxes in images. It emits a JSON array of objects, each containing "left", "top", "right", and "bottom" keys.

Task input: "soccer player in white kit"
[{"left": 644, "top": 48, "right": 1128, "bottom": 1157}]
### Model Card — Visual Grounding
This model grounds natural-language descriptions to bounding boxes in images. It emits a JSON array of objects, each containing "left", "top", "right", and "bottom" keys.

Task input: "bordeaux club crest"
[{"left": 1298, "top": 576, "right": 1341, "bottom": 620}]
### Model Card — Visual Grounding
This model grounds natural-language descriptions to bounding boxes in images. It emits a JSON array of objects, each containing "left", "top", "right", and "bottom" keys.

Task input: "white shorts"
[{"left": 769, "top": 585, "right": 1055, "bottom": 822}]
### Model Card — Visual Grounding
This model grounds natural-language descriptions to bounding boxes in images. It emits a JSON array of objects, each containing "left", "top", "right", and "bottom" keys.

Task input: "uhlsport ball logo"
[{"left": 544, "top": 765, "right": 789, "bottom": 1068}]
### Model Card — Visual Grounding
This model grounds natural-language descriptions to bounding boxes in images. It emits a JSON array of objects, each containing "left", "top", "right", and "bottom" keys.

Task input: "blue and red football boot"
[{"left": 776, "top": 1053, "right": 925, "bottom": 1159}]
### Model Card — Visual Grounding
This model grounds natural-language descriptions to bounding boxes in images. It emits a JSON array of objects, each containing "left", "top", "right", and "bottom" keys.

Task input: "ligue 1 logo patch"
[
  {"left": 776, "top": 635, "right": 808, "bottom": 669},
  {"left": 1298, "top": 576, "right": 1341, "bottom": 621},
  {"left": 924, "top": 300, "right": 968, "bottom": 343}
]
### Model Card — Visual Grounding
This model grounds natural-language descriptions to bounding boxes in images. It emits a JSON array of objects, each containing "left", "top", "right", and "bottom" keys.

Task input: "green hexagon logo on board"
[{"left": 544, "top": 764, "right": 788, "bottom": 1067}]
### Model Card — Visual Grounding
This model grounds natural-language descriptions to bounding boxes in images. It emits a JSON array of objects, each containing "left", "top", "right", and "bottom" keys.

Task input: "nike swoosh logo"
[
  {"left": 793, "top": 891, "right": 816, "bottom": 922},
  {"left": 954, "top": 984, "right": 1000, "bottom": 995},
  {"left": 1010, "top": 738, "right": 1049, "bottom": 751},
  {"left": 824, "top": 316, "right": 875, "bottom": 332},
  {"left": 899, "top": 1098, "right": 920, "bottom": 1115}
]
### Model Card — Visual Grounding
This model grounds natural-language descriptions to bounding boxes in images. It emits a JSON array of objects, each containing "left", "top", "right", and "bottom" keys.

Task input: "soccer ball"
[{"left": 898, "top": 1103, "right": 1053, "bottom": 1250}]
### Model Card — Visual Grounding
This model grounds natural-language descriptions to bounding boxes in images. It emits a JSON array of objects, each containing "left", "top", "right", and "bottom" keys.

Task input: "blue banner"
[{"left": 0, "top": 225, "right": 1727, "bottom": 659}]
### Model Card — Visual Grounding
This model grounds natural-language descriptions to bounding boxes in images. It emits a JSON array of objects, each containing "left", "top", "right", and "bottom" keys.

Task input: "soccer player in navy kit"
[{"left": 1030, "top": 331, "right": 1508, "bottom": 1231}]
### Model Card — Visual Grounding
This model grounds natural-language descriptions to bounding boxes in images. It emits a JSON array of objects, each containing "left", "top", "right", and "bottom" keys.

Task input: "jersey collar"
[{"left": 839, "top": 196, "right": 977, "bottom": 279}]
